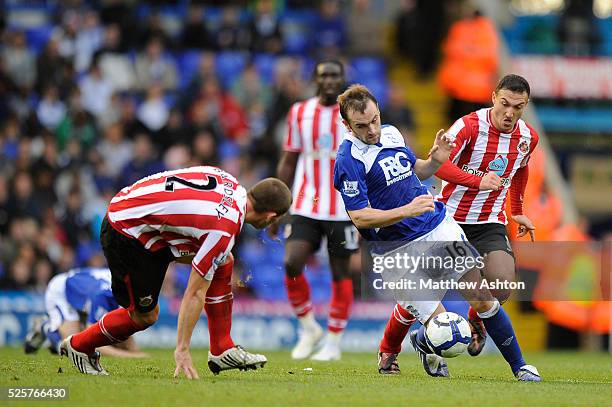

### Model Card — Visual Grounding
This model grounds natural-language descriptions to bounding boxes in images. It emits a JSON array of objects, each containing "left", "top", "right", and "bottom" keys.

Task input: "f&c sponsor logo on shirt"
[{"left": 378, "top": 152, "right": 413, "bottom": 186}]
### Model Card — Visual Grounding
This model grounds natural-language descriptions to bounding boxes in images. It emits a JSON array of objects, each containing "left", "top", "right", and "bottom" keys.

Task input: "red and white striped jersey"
[
  {"left": 283, "top": 97, "right": 349, "bottom": 221},
  {"left": 437, "top": 108, "right": 539, "bottom": 224},
  {"left": 107, "top": 166, "right": 246, "bottom": 280}
]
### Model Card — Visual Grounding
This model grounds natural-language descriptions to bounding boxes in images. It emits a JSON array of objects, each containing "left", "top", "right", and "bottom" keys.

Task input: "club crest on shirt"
[
  {"left": 517, "top": 138, "right": 530, "bottom": 155},
  {"left": 488, "top": 154, "right": 508, "bottom": 176},
  {"left": 342, "top": 180, "right": 360, "bottom": 197}
]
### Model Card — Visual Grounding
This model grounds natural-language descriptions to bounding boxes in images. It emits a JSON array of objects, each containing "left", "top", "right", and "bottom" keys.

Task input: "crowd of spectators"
[{"left": 0, "top": 0, "right": 394, "bottom": 294}]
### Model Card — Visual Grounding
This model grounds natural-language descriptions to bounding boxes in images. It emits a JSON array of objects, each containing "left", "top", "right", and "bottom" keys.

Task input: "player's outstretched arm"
[
  {"left": 414, "top": 129, "right": 456, "bottom": 180},
  {"left": 174, "top": 267, "right": 212, "bottom": 380},
  {"left": 347, "top": 195, "right": 435, "bottom": 229}
]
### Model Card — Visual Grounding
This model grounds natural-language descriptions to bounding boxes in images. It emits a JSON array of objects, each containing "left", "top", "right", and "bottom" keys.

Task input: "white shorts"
[
  {"left": 377, "top": 215, "right": 481, "bottom": 323},
  {"left": 45, "top": 273, "right": 80, "bottom": 331}
]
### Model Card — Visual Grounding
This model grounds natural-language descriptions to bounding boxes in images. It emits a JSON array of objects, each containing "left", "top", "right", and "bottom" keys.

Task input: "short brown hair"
[
  {"left": 495, "top": 74, "right": 530, "bottom": 97},
  {"left": 247, "top": 178, "right": 292, "bottom": 215},
  {"left": 337, "top": 84, "right": 379, "bottom": 123}
]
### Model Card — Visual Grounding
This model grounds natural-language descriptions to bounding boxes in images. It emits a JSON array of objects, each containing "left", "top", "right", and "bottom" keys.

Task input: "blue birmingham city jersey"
[
  {"left": 65, "top": 268, "right": 113, "bottom": 314},
  {"left": 333, "top": 125, "right": 446, "bottom": 243}
]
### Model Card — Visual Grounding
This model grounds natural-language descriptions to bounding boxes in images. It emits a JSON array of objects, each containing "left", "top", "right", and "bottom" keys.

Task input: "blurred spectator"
[
  {"left": 99, "top": 0, "right": 138, "bottom": 50},
  {"left": 96, "top": 24, "right": 137, "bottom": 91},
  {"left": 231, "top": 63, "right": 272, "bottom": 109},
  {"left": 382, "top": 87, "right": 416, "bottom": 145},
  {"left": 216, "top": 6, "right": 251, "bottom": 51},
  {"left": 56, "top": 87, "right": 97, "bottom": 152},
  {"left": 248, "top": 0, "right": 283, "bottom": 54},
  {"left": 137, "top": 84, "right": 170, "bottom": 133},
  {"left": 53, "top": 10, "right": 79, "bottom": 65},
  {"left": 135, "top": 36, "right": 178, "bottom": 91},
  {"left": 33, "top": 258, "right": 54, "bottom": 293},
  {"left": 36, "top": 38, "right": 74, "bottom": 97},
  {"left": 180, "top": 52, "right": 217, "bottom": 111},
  {"left": 311, "top": 0, "right": 346, "bottom": 58},
  {"left": 0, "top": 259, "right": 32, "bottom": 290},
  {"left": 182, "top": 5, "right": 216, "bottom": 50},
  {"left": 95, "top": 122, "right": 133, "bottom": 179},
  {"left": 30, "top": 136, "right": 60, "bottom": 211},
  {"left": 346, "top": 0, "right": 384, "bottom": 56},
  {"left": 191, "top": 129, "right": 219, "bottom": 166},
  {"left": 155, "top": 108, "right": 192, "bottom": 153},
  {"left": 119, "top": 133, "right": 165, "bottom": 187},
  {"left": 138, "top": 10, "right": 173, "bottom": 49},
  {"left": 557, "top": 0, "right": 601, "bottom": 56},
  {"left": 0, "top": 174, "right": 8, "bottom": 234},
  {"left": 438, "top": 1, "right": 499, "bottom": 121},
  {"left": 74, "top": 9, "right": 104, "bottom": 72},
  {"left": 78, "top": 62, "right": 114, "bottom": 119},
  {"left": 37, "top": 85, "right": 66, "bottom": 131},
  {"left": 395, "top": 0, "right": 445, "bottom": 76},
  {"left": 57, "top": 187, "right": 90, "bottom": 248},
  {"left": 6, "top": 172, "right": 42, "bottom": 222},
  {"left": 190, "top": 77, "right": 248, "bottom": 141},
  {"left": 2, "top": 30, "right": 36, "bottom": 90}
]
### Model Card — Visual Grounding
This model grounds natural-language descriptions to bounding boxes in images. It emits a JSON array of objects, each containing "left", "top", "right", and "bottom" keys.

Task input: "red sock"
[
  {"left": 468, "top": 306, "right": 482, "bottom": 323},
  {"left": 205, "top": 260, "right": 235, "bottom": 356},
  {"left": 285, "top": 273, "right": 312, "bottom": 317},
  {"left": 379, "top": 304, "right": 416, "bottom": 354},
  {"left": 71, "top": 307, "right": 145, "bottom": 354},
  {"left": 328, "top": 278, "right": 353, "bottom": 333}
]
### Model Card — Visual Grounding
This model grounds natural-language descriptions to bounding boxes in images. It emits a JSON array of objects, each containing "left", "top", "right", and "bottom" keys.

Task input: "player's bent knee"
[
  {"left": 132, "top": 307, "right": 159, "bottom": 327},
  {"left": 284, "top": 259, "right": 305, "bottom": 278},
  {"left": 492, "top": 288, "right": 511, "bottom": 304}
]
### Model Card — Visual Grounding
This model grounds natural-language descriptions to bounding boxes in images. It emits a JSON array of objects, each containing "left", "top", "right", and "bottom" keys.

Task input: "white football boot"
[
  {"left": 60, "top": 335, "right": 108, "bottom": 375},
  {"left": 208, "top": 345, "right": 267, "bottom": 375},
  {"left": 311, "top": 332, "right": 342, "bottom": 361}
]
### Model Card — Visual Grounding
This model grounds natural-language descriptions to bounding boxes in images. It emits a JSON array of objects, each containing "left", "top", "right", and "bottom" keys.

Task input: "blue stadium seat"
[
  {"left": 25, "top": 25, "right": 54, "bottom": 52},
  {"left": 280, "top": 10, "right": 316, "bottom": 55},
  {"left": 215, "top": 51, "right": 248, "bottom": 88},
  {"left": 253, "top": 53, "right": 278, "bottom": 84},
  {"left": 350, "top": 57, "right": 386, "bottom": 80},
  {"left": 176, "top": 49, "right": 202, "bottom": 89}
]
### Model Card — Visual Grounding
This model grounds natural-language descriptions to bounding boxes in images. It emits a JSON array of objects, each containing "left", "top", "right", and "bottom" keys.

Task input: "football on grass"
[{"left": 426, "top": 312, "right": 471, "bottom": 358}]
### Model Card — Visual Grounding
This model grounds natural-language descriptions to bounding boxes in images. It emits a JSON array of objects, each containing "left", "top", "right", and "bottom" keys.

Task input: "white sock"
[
  {"left": 477, "top": 299, "right": 501, "bottom": 319},
  {"left": 325, "top": 331, "right": 342, "bottom": 346},
  {"left": 298, "top": 311, "right": 320, "bottom": 331}
]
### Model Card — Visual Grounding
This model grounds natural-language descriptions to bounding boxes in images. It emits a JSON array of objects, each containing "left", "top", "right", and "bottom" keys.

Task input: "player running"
[
  {"left": 24, "top": 267, "right": 145, "bottom": 358},
  {"left": 60, "top": 166, "right": 292, "bottom": 376},
  {"left": 273, "top": 60, "right": 358, "bottom": 361},
  {"left": 435, "top": 74, "right": 538, "bottom": 356},
  {"left": 333, "top": 84, "right": 540, "bottom": 382}
]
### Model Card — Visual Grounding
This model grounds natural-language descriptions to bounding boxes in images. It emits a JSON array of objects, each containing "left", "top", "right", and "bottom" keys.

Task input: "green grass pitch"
[{"left": 1, "top": 347, "right": 611, "bottom": 406}]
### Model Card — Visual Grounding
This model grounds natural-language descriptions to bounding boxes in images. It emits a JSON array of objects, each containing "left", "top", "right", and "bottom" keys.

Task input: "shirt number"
[{"left": 165, "top": 175, "right": 218, "bottom": 192}]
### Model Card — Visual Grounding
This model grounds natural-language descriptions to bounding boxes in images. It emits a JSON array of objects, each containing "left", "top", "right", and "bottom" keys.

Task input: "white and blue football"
[{"left": 425, "top": 312, "right": 472, "bottom": 358}]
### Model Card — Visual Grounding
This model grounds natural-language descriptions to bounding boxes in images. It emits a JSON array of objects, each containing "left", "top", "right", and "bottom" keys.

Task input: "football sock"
[
  {"left": 285, "top": 274, "right": 312, "bottom": 317},
  {"left": 42, "top": 320, "right": 61, "bottom": 353},
  {"left": 205, "top": 260, "right": 235, "bottom": 356},
  {"left": 298, "top": 311, "right": 320, "bottom": 332},
  {"left": 328, "top": 278, "right": 353, "bottom": 333},
  {"left": 379, "top": 304, "right": 416, "bottom": 354},
  {"left": 478, "top": 300, "right": 526, "bottom": 374},
  {"left": 468, "top": 306, "right": 484, "bottom": 328},
  {"left": 71, "top": 307, "right": 145, "bottom": 354}
]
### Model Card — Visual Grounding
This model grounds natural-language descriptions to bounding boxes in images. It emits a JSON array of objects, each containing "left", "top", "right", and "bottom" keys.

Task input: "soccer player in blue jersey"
[
  {"left": 24, "top": 267, "right": 146, "bottom": 358},
  {"left": 332, "top": 84, "right": 540, "bottom": 381}
]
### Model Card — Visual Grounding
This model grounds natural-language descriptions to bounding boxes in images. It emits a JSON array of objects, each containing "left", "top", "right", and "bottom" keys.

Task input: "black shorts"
[
  {"left": 459, "top": 223, "right": 514, "bottom": 257},
  {"left": 285, "top": 215, "right": 358, "bottom": 258},
  {"left": 100, "top": 217, "right": 175, "bottom": 313}
]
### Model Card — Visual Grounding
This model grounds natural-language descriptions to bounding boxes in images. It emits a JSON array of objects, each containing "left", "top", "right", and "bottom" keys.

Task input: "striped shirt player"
[
  {"left": 436, "top": 108, "right": 538, "bottom": 226},
  {"left": 107, "top": 166, "right": 246, "bottom": 281},
  {"left": 283, "top": 96, "right": 350, "bottom": 221},
  {"left": 277, "top": 60, "right": 357, "bottom": 362},
  {"left": 60, "top": 171, "right": 291, "bottom": 376},
  {"left": 433, "top": 75, "right": 542, "bottom": 373}
]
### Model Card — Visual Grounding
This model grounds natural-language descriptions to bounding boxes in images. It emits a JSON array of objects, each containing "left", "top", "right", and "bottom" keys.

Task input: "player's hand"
[
  {"left": 428, "top": 129, "right": 456, "bottom": 164},
  {"left": 479, "top": 172, "right": 502, "bottom": 191},
  {"left": 512, "top": 214, "right": 535, "bottom": 241},
  {"left": 266, "top": 222, "right": 280, "bottom": 239},
  {"left": 174, "top": 348, "right": 199, "bottom": 380},
  {"left": 403, "top": 195, "right": 435, "bottom": 218}
]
